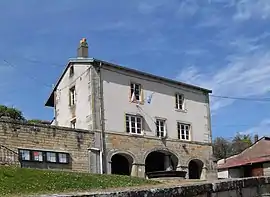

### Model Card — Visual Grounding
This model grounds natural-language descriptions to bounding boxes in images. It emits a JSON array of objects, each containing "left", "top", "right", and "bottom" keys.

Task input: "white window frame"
[
  {"left": 69, "top": 86, "right": 76, "bottom": 106},
  {"left": 177, "top": 122, "right": 190, "bottom": 141},
  {"left": 175, "top": 93, "right": 184, "bottom": 110},
  {"left": 156, "top": 119, "right": 166, "bottom": 138},
  {"left": 125, "top": 114, "right": 142, "bottom": 135},
  {"left": 130, "top": 83, "right": 141, "bottom": 101}
]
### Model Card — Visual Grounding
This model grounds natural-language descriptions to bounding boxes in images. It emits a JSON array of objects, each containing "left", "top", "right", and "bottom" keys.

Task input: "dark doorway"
[
  {"left": 145, "top": 151, "right": 178, "bottom": 176},
  {"left": 244, "top": 163, "right": 263, "bottom": 177},
  {"left": 111, "top": 154, "right": 132, "bottom": 176},
  {"left": 188, "top": 159, "right": 204, "bottom": 179}
]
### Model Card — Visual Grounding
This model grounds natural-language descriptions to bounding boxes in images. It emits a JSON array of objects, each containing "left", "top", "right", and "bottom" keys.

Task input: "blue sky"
[{"left": 1, "top": 0, "right": 270, "bottom": 139}]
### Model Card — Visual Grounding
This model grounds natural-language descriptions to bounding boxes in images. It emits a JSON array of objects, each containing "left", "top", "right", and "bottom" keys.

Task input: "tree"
[
  {"left": 212, "top": 137, "right": 232, "bottom": 160},
  {"left": 231, "top": 133, "right": 252, "bottom": 155},
  {"left": 0, "top": 105, "right": 25, "bottom": 121},
  {"left": 27, "top": 119, "right": 45, "bottom": 124}
]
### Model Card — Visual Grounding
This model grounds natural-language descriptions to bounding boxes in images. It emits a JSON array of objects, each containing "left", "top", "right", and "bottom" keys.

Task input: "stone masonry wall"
[
  {"left": 0, "top": 119, "right": 94, "bottom": 172},
  {"left": 105, "top": 131, "right": 216, "bottom": 179},
  {"left": 40, "top": 176, "right": 270, "bottom": 197}
]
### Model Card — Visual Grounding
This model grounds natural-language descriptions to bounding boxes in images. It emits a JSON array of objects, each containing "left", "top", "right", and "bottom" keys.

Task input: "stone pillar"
[
  {"left": 164, "top": 155, "right": 173, "bottom": 171},
  {"left": 136, "top": 164, "right": 145, "bottom": 178},
  {"left": 201, "top": 166, "right": 207, "bottom": 180},
  {"left": 130, "top": 163, "right": 138, "bottom": 177},
  {"left": 107, "top": 161, "right": 112, "bottom": 174}
]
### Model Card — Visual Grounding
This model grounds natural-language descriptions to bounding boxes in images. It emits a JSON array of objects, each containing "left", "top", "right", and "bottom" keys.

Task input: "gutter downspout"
[{"left": 98, "top": 61, "right": 106, "bottom": 174}]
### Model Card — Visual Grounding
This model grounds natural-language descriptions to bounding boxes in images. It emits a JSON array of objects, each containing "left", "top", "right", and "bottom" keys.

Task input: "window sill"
[
  {"left": 128, "top": 132, "right": 144, "bottom": 136},
  {"left": 69, "top": 104, "right": 76, "bottom": 109},
  {"left": 178, "top": 139, "right": 191, "bottom": 142},
  {"left": 175, "top": 108, "right": 187, "bottom": 113},
  {"left": 130, "top": 100, "right": 144, "bottom": 105}
]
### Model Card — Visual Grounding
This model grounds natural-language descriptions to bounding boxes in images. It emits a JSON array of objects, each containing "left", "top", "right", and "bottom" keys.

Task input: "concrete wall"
[
  {"left": 42, "top": 176, "right": 270, "bottom": 197},
  {"left": 0, "top": 119, "right": 93, "bottom": 172},
  {"left": 218, "top": 169, "right": 229, "bottom": 179},
  {"left": 55, "top": 63, "right": 92, "bottom": 130},
  {"left": 101, "top": 67, "right": 211, "bottom": 143},
  {"left": 218, "top": 168, "right": 244, "bottom": 179}
]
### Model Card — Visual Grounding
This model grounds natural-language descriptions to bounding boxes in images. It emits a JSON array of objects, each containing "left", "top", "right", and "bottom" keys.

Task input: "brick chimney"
[{"left": 77, "top": 38, "right": 88, "bottom": 58}]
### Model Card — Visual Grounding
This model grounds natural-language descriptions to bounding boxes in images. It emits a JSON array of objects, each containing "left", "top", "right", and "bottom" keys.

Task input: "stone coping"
[
  {"left": 0, "top": 119, "right": 91, "bottom": 134},
  {"left": 34, "top": 176, "right": 270, "bottom": 197}
]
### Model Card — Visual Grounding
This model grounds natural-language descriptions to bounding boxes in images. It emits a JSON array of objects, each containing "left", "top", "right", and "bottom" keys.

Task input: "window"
[
  {"left": 69, "top": 65, "right": 74, "bottom": 77},
  {"left": 46, "top": 152, "right": 57, "bottom": 163},
  {"left": 130, "top": 83, "right": 141, "bottom": 101},
  {"left": 70, "top": 65, "right": 74, "bottom": 76},
  {"left": 156, "top": 119, "right": 166, "bottom": 137},
  {"left": 177, "top": 123, "right": 190, "bottom": 140},
  {"left": 175, "top": 94, "right": 184, "bottom": 110},
  {"left": 19, "top": 150, "right": 30, "bottom": 161},
  {"left": 18, "top": 149, "right": 70, "bottom": 165},
  {"left": 125, "top": 114, "right": 142, "bottom": 134},
  {"left": 69, "top": 86, "right": 76, "bottom": 106},
  {"left": 58, "top": 153, "right": 68, "bottom": 164},
  {"left": 32, "top": 151, "right": 43, "bottom": 161},
  {"left": 70, "top": 119, "right": 76, "bottom": 129}
]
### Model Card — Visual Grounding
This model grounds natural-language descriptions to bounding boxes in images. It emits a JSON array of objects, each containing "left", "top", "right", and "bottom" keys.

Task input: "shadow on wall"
[
  {"left": 145, "top": 150, "right": 178, "bottom": 176},
  {"left": 188, "top": 159, "right": 204, "bottom": 179},
  {"left": 101, "top": 66, "right": 207, "bottom": 104},
  {"left": 111, "top": 153, "right": 134, "bottom": 176}
]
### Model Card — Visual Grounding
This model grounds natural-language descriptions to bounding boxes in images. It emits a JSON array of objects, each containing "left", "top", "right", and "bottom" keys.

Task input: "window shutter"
[
  {"left": 140, "top": 86, "right": 144, "bottom": 104},
  {"left": 129, "top": 83, "right": 132, "bottom": 102}
]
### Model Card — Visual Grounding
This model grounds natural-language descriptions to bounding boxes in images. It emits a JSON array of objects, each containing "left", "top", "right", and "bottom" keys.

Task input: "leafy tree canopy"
[
  {"left": 213, "top": 133, "right": 255, "bottom": 161},
  {"left": 0, "top": 105, "right": 25, "bottom": 121}
]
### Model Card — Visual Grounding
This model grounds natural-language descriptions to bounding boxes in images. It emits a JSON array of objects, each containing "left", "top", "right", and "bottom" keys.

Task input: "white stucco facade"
[
  {"left": 101, "top": 67, "right": 211, "bottom": 143},
  {"left": 52, "top": 62, "right": 211, "bottom": 143},
  {"left": 54, "top": 64, "right": 91, "bottom": 129}
]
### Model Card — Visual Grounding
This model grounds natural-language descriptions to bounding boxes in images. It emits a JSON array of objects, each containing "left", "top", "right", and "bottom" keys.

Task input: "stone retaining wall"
[
  {"left": 0, "top": 119, "right": 94, "bottom": 172},
  {"left": 40, "top": 176, "right": 270, "bottom": 197}
]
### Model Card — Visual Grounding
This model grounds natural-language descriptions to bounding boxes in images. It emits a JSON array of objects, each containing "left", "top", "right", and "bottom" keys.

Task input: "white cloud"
[
  {"left": 176, "top": 35, "right": 270, "bottom": 113},
  {"left": 233, "top": 0, "right": 270, "bottom": 21},
  {"left": 138, "top": 1, "right": 166, "bottom": 14},
  {"left": 177, "top": 0, "right": 199, "bottom": 18},
  {"left": 241, "top": 119, "right": 270, "bottom": 137}
]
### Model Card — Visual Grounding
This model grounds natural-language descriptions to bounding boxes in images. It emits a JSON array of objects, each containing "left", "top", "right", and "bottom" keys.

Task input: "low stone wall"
[
  {"left": 0, "top": 119, "right": 94, "bottom": 172},
  {"left": 40, "top": 176, "right": 270, "bottom": 197}
]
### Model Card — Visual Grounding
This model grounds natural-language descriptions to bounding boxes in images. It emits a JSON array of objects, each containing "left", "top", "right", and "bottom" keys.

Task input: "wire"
[
  {"left": 3, "top": 60, "right": 52, "bottom": 89},
  {"left": 210, "top": 95, "right": 270, "bottom": 102},
  {"left": 57, "top": 67, "right": 90, "bottom": 91},
  {"left": 4, "top": 57, "right": 270, "bottom": 102}
]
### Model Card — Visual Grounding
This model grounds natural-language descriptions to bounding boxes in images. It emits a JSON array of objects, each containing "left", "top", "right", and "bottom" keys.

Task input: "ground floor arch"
[
  {"left": 145, "top": 150, "right": 178, "bottom": 176},
  {"left": 188, "top": 159, "right": 204, "bottom": 179},
  {"left": 111, "top": 153, "right": 134, "bottom": 176}
]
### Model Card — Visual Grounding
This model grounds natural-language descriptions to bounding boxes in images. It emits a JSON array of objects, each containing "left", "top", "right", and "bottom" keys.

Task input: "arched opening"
[
  {"left": 188, "top": 159, "right": 204, "bottom": 179},
  {"left": 145, "top": 150, "right": 178, "bottom": 176},
  {"left": 111, "top": 153, "right": 133, "bottom": 176}
]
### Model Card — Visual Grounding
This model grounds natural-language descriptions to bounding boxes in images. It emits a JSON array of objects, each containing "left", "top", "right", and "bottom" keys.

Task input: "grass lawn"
[{"left": 0, "top": 166, "right": 158, "bottom": 196}]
